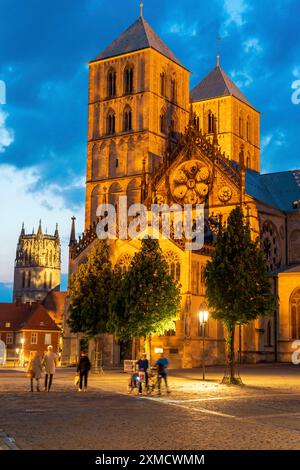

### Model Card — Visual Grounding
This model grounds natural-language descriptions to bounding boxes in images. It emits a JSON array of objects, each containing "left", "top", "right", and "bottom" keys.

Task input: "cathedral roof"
[
  {"left": 191, "top": 65, "right": 253, "bottom": 108},
  {"left": 246, "top": 169, "right": 300, "bottom": 212},
  {"left": 91, "top": 16, "right": 182, "bottom": 66}
]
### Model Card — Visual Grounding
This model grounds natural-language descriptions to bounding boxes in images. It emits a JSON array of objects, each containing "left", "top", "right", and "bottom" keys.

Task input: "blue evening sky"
[{"left": 0, "top": 0, "right": 299, "bottom": 301}]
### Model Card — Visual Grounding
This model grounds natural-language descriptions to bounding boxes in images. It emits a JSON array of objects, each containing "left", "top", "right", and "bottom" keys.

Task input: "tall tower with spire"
[
  {"left": 13, "top": 221, "right": 61, "bottom": 303},
  {"left": 85, "top": 5, "right": 190, "bottom": 228}
]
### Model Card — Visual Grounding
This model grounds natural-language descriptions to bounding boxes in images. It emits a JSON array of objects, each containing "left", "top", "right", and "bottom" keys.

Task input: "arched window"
[
  {"left": 165, "top": 251, "right": 181, "bottom": 282},
  {"left": 160, "top": 112, "right": 166, "bottom": 134},
  {"left": 194, "top": 114, "right": 200, "bottom": 131},
  {"left": 127, "top": 178, "right": 140, "bottom": 207},
  {"left": 291, "top": 288, "right": 300, "bottom": 339},
  {"left": 93, "top": 104, "right": 100, "bottom": 139},
  {"left": 246, "top": 117, "right": 251, "bottom": 141},
  {"left": 124, "top": 66, "right": 134, "bottom": 94},
  {"left": 160, "top": 72, "right": 166, "bottom": 96},
  {"left": 208, "top": 111, "right": 215, "bottom": 133},
  {"left": 108, "top": 182, "right": 123, "bottom": 210},
  {"left": 171, "top": 78, "right": 176, "bottom": 102},
  {"left": 22, "top": 271, "right": 26, "bottom": 289},
  {"left": 239, "top": 114, "right": 244, "bottom": 137},
  {"left": 107, "top": 69, "right": 116, "bottom": 98},
  {"left": 123, "top": 106, "right": 132, "bottom": 132},
  {"left": 116, "top": 253, "right": 132, "bottom": 274},
  {"left": 106, "top": 110, "right": 116, "bottom": 135}
]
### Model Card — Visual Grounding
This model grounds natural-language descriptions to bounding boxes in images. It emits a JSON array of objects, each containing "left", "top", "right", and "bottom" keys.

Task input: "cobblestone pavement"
[{"left": 1, "top": 364, "right": 300, "bottom": 450}]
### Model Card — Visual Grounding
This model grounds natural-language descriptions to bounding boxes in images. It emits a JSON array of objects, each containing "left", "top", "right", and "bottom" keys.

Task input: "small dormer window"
[
  {"left": 5, "top": 322, "right": 11, "bottom": 328},
  {"left": 40, "top": 321, "right": 44, "bottom": 327}
]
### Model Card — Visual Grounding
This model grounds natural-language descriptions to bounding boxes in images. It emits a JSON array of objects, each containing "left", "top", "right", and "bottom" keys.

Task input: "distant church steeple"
[{"left": 13, "top": 222, "right": 61, "bottom": 303}]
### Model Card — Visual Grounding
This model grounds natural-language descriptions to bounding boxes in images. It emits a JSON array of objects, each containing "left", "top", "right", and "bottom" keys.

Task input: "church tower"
[
  {"left": 13, "top": 221, "right": 61, "bottom": 303},
  {"left": 85, "top": 8, "right": 190, "bottom": 228},
  {"left": 191, "top": 64, "right": 260, "bottom": 172}
]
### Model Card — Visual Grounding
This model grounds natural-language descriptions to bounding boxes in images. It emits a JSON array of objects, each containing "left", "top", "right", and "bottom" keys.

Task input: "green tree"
[
  {"left": 68, "top": 240, "right": 115, "bottom": 363},
  {"left": 111, "top": 238, "right": 181, "bottom": 357},
  {"left": 204, "top": 207, "right": 274, "bottom": 384}
]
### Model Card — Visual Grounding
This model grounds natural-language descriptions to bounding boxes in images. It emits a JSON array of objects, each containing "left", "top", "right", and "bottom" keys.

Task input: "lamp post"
[
  {"left": 199, "top": 310, "right": 209, "bottom": 380},
  {"left": 20, "top": 337, "right": 25, "bottom": 367},
  {"left": 15, "top": 348, "right": 19, "bottom": 367}
]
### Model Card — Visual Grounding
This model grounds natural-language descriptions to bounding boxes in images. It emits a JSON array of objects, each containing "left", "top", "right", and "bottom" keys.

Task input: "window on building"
[
  {"left": 160, "top": 72, "right": 166, "bottom": 96},
  {"left": 239, "top": 115, "right": 244, "bottom": 137},
  {"left": 6, "top": 333, "right": 13, "bottom": 345},
  {"left": 291, "top": 288, "right": 300, "bottom": 339},
  {"left": 246, "top": 118, "right": 251, "bottom": 142},
  {"left": 107, "top": 111, "right": 116, "bottom": 135},
  {"left": 49, "top": 272, "right": 53, "bottom": 289},
  {"left": 124, "top": 66, "right": 134, "bottom": 94},
  {"left": 31, "top": 333, "right": 38, "bottom": 345},
  {"left": 45, "top": 333, "right": 52, "bottom": 345},
  {"left": 123, "top": 107, "right": 132, "bottom": 132},
  {"left": 22, "top": 271, "right": 26, "bottom": 288},
  {"left": 198, "top": 319, "right": 209, "bottom": 338},
  {"left": 5, "top": 322, "right": 11, "bottom": 328},
  {"left": 160, "top": 113, "right": 166, "bottom": 134},
  {"left": 194, "top": 114, "right": 200, "bottom": 131},
  {"left": 107, "top": 69, "right": 116, "bottom": 97},
  {"left": 208, "top": 111, "right": 215, "bottom": 133},
  {"left": 27, "top": 271, "right": 31, "bottom": 288}
]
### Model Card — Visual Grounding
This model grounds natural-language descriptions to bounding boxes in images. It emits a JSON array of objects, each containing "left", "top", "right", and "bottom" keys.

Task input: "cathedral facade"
[{"left": 63, "top": 12, "right": 300, "bottom": 368}]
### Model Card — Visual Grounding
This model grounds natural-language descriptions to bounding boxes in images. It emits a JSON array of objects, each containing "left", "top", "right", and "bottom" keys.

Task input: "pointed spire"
[
  {"left": 37, "top": 219, "right": 42, "bottom": 236},
  {"left": 20, "top": 222, "right": 25, "bottom": 237},
  {"left": 54, "top": 223, "right": 59, "bottom": 239},
  {"left": 69, "top": 217, "right": 76, "bottom": 246},
  {"left": 140, "top": 1, "right": 143, "bottom": 17}
]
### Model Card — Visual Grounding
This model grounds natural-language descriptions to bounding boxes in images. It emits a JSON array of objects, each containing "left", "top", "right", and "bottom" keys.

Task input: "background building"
[{"left": 13, "top": 221, "right": 61, "bottom": 304}]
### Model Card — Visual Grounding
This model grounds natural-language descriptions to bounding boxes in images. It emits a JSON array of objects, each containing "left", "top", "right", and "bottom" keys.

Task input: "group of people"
[
  {"left": 129, "top": 352, "right": 170, "bottom": 395},
  {"left": 26, "top": 345, "right": 57, "bottom": 392},
  {"left": 27, "top": 348, "right": 169, "bottom": 395}
]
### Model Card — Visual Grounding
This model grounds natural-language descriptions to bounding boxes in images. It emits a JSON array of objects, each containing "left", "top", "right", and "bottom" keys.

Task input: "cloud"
[
  {"left": 230, "top": 70, "right": 253, "bottom": 88},
  {"left": 167, "top": 22, "right": 197, "bottom": 38},
  {"left": 0, "top": 110, "right": 14, "bottom": 152},
  {"left": 0, "top": 164, "right": 85, "bottom": 286},
  {"left": 221, "top": 0, "right": 249, "bottom": 35},
  {"left": 243, "top": 38, "right": 262, "bottom": 54}
]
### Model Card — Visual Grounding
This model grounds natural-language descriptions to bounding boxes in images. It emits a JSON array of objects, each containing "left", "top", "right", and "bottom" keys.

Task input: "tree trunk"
[
  {"left": 228, "top": 324, "right": 235, "bottom": 382},
  {"left": 145, "top": 336, "right": 152, "bottom": 365}
]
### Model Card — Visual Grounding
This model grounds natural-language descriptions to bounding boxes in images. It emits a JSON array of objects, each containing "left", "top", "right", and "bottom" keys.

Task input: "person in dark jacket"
[
  {"left": 137, "top": 353, "right": 149, "bottom": 394},
  {"left": 77, "top": 351, "right": 91, "bottom": 392}
]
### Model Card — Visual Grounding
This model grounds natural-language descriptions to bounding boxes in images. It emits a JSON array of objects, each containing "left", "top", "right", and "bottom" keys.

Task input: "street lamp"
[{"left": 199, "top": 310, "right": 209, "bottom": 381}]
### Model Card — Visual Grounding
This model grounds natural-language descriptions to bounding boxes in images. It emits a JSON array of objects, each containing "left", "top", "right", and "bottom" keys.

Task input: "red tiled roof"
[
  {"left": 191, "top": 65, "right": 253, "bottom": 108},
  {"left": 92, "top": 16, "right": 182, "bottom": 66},
  {"left": 0, "top": 303, "right": 60, "bottom": 332},
  {"left": 42, "top": 291, "right": 66, "bottom": 325}
]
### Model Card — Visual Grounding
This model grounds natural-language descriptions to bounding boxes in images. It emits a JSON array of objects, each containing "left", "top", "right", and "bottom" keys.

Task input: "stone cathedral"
[
  {"left": 63, "top": 11, "right": 300, "bottom": 367},
  {"left": 13, "top": 221, "right": 61, "bottom": 304}
]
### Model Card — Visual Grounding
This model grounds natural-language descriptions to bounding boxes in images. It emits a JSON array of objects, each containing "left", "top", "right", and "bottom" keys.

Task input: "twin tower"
[{"left": 85, "top": 14, "right": 260, "bottom": 230}]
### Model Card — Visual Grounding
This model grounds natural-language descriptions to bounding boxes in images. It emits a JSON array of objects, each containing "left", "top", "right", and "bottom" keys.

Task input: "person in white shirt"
[{"left": 42, "top": 345, "right": 57, "bottom": 392}]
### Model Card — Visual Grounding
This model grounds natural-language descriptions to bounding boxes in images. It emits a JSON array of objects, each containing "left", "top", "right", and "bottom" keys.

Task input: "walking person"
[
  {"left": 137, "top": 353, "right": 149, "bottom": 395},
  {"left": 27, "top": 351, "right": 43, "bottom": 392},
  {"left": 155, "top": 352, "right": 170, "bottom": 395},
  {"left": 42, "top": 345, "right": 57, "bottom": 392},
  {"left": 77, "top": 351, "right": 91, "bottom": 392}
]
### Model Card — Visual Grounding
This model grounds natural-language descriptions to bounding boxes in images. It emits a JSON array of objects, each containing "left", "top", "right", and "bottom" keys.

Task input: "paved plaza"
[{"left": 1, "top": 364, "right": 300, "bottom": 450}]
